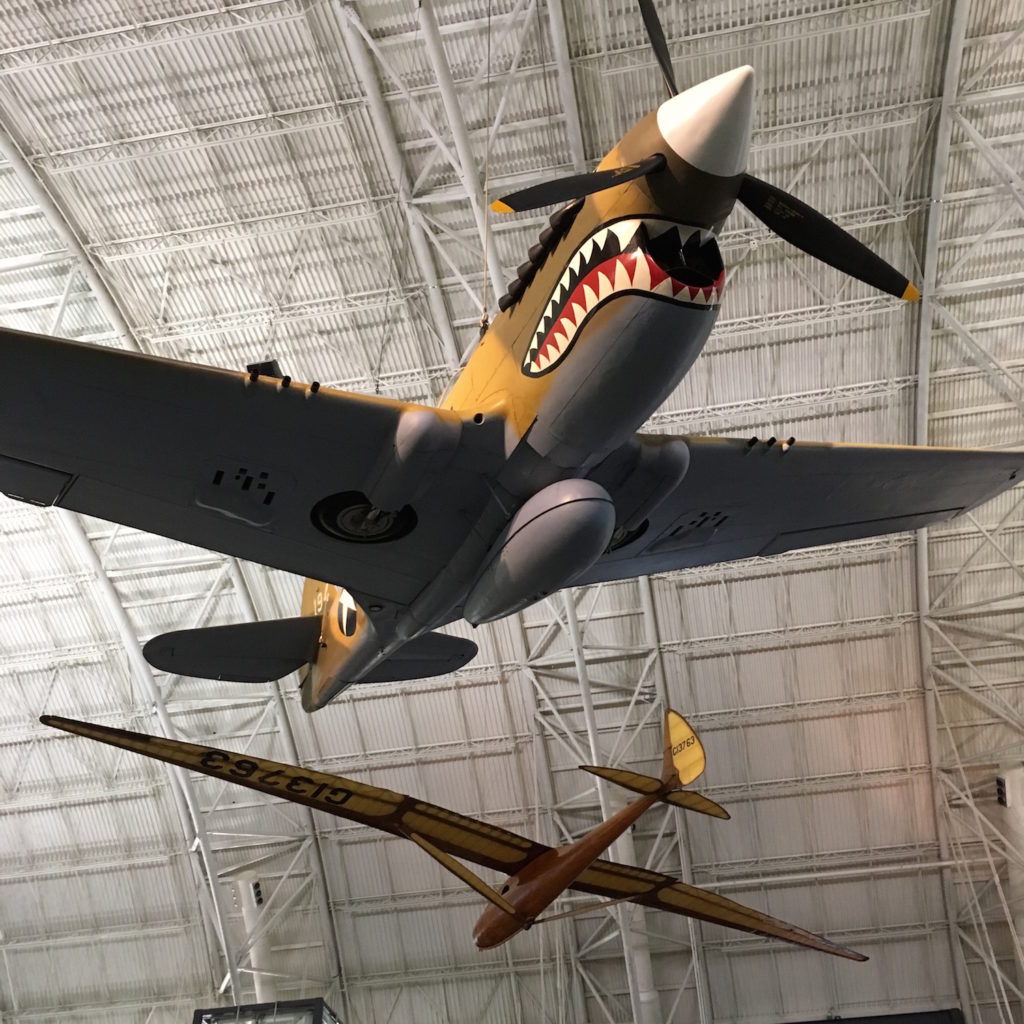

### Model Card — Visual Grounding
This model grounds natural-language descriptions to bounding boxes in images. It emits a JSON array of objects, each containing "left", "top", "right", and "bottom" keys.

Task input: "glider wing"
[
  {"left": 571, "top": 859, "right": 866, "bottom": 961},
  {"left": 40, "top": 715, "right": 547, "bottom": 875}
]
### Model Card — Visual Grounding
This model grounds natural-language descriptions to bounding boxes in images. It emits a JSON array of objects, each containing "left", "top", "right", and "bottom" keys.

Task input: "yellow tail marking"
[{"left": 665, "top": 710, "right": 705, "bottom": 786}]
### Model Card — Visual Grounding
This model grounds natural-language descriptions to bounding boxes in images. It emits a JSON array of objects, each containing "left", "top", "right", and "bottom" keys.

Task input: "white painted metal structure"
[{"left": 0, "top": 1, "right": 1021, "bottom": 1022}]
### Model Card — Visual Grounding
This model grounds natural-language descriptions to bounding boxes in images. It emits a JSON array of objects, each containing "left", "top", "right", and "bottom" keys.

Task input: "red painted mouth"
[{"left": 523, "top": 219, "right": 724, "bottom": 377}]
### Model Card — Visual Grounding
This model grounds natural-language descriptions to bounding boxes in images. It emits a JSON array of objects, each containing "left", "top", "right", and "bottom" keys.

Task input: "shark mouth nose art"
[{"left": 522, "top": 219, "right": 725, "bottom": 377}]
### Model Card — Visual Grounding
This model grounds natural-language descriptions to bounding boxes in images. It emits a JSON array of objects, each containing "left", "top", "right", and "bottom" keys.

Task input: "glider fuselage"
[{"left": 473, "top": 788, "right": 661, "bottom": 948}]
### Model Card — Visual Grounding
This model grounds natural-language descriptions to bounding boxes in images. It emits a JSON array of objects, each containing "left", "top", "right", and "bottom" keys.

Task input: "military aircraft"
[
  {"left": 1, "top": 2, "right": 1021, "bottom": 710},
  {"left": 41, "top": 707, "right": 866, "bottom": 959}
]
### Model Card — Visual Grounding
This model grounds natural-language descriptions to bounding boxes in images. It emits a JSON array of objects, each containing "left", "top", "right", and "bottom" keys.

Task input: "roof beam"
[
  {"left": 545, "top": 0, "right": 586, "bottom": 172},
  {"left": 0, "top": 139, "right": 244, "bottom": 990},
  {"left": 417, "top": 0, "right": 507, "bottom": 308},
  {"left": 914, "top": 2, "right": 987, "bottom": 1020},
  {"left": 337, "top": 8, "right": 461, "bottom": 369}
]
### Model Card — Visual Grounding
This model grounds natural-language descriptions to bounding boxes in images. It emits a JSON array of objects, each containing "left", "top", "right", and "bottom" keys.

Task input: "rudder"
[{"left": 662, "top": 709, "right": 705, "bottom": 786}]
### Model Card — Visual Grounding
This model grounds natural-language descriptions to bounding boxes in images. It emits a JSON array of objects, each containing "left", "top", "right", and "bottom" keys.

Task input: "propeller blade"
[
  {"left": 638, "top": 0, "right": 678, "bottom": 97},
  {"left": 738, "top": 174, "right": 920, "bottom": 301},
  {"left": 491, "top": 153, "right": 666, "bottom": 214}
]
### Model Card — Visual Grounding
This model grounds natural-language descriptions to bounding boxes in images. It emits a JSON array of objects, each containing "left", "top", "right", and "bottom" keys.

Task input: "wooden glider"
[{"left": 41, "top": 710, "right": 866, "bottom": 961}]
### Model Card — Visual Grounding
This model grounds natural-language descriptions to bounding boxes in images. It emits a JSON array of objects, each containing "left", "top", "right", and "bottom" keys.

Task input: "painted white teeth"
[
  {"left": 631, "top": 255, "right": 650, "bottom": 291},
  {"left": 610, "top": 219, "right": 641, "bottom": 250},
  {"left": 528, "top": 219, "right": 721, "bottom": 372},
  {"left": 613, "top": 260, "right": 631, "bottom": 291}
]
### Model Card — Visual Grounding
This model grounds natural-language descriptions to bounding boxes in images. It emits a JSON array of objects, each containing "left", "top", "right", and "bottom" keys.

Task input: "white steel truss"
[{"left": 0, "top": 1, "right": 1022, "bottom": 1021}]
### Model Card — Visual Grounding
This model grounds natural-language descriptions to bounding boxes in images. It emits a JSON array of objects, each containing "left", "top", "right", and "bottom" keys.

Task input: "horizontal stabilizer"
[
  {"left": 663, "top": 789, "right": 730, "bottom": 819},
  {"left": 144, "top": 616, "right": 322, "bottom": 683},
  {"left": 580, "top": 765, "right": 729, "bottom": 819},
  {"left": 359, "top": 632, "right": 478, "bottom": 683},
  {"left": 583, "top": 765, "right": 660, "bottom": 794}
]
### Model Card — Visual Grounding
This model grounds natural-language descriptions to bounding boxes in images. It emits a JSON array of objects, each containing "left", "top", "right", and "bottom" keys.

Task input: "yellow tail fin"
[{"left": 662, "top": 709, "right": 705, "bottom": 786}]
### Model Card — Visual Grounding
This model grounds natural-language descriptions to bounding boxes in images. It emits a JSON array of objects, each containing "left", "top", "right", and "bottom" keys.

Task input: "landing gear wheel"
[
  {"left": 606, "top": 519, "right": 649, "bottom": 553},
  {"left": 311, "top": 491, "right": 416, "bottom": 543}
]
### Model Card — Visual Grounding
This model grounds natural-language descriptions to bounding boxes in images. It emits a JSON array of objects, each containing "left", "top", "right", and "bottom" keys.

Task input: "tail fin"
[
  {"left": 581, "top": 709, "right": 727, "bottom": 820},
  {"left": 662, "top": 709, "right": 705, "bottom": 786}
]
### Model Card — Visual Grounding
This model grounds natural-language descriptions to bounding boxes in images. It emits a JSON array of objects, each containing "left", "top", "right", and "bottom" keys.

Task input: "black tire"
[
  {"left": 606, "top": 519, "right": 649, "bottom": 552},
  {"left": 311, "top": 491, "right": 416, "bottom": 543}
]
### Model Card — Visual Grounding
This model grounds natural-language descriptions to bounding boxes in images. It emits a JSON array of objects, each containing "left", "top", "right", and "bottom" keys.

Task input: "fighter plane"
[
  {"left": 1, "top": 2, "right": 1021, "bottom": 710},
  {"left": 41, "top": 707, "right": 867, "bottom": 960}
]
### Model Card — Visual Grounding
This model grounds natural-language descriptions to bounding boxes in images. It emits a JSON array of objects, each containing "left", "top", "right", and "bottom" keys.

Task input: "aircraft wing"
[
  {"left": 580, "top": 434, "right": 1024, "bottom": 584},
  {"left": 40, "top": 715, "right": 548, "bottom": 876},
  {"left": 0, "top": 328, "right": 503, "bottom": 613},
  {"left": 571, "top": 859, "right": 866, "bottom": 960},
  {"left": 43, "top": 715, "right": 864, "bottom": 960}
]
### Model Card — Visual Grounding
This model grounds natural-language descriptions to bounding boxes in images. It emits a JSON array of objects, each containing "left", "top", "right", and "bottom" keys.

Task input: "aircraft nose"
[
  {"left": 656, "top": 66, "right": 754, "bottom": 177},
  {"left": 473, "top": 915, "right": 498, "bottom": 949}
]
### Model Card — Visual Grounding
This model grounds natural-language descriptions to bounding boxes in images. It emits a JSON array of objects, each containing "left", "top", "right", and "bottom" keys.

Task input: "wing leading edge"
[
  {"left": 0, "top": 327, "right": 504, "bottom": 613},
  {"left": 571, "top": 859, "right": 865, "bottom": 961},
  {"left": 582, "top": 433, "right": 1024, "bottom": 584},
  {"left": 41, "top": 715, "right": 865, "bottom": 960}
]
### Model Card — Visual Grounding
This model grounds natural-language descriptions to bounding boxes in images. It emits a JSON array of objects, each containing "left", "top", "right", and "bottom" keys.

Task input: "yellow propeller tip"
[
  {"left": 902, "top": 282, "right": 921, "bottom": 302},
  {"left": 490, "top": 199, "right": 514, "bottom": 214}
]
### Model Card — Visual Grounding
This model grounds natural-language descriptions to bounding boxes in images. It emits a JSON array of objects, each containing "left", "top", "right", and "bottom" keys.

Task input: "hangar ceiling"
[{"left": 0, "top": 1, "right": 1022, "bottom": 1023}]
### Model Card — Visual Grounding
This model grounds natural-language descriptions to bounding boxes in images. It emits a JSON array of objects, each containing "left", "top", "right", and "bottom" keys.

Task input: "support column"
[
  {"left": 510, "top": 614, "right": 589, "bottom": 1023},
  {"left": 236, "top": 876, "right": 278, "bottom": 1004},
  {"left": 913, "top": 3, "right": 988, "bottom": 1020},
  {"left": 225, "top": 560, "right": 349, "bottom": 1012},
  {"left": 61, "top": 515, "right": 242, "bottom": 999},
  {"left": 998, "top": 766, "right": 1024, "bottom": 998},
  {"left": 561, "top": 592, "right": 662, "bottom": 1024},
  {"left": 639, "top": 574, "right": 713, "bottom": 1024}
]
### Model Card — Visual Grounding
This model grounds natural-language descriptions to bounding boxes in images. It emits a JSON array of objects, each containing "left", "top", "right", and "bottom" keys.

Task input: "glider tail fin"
[
  {"left": 662, "top": 708, "right": 704, "bottom": 786},
  {"left": 580, "top": 709, "right": 729, "bottom": 820}
]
